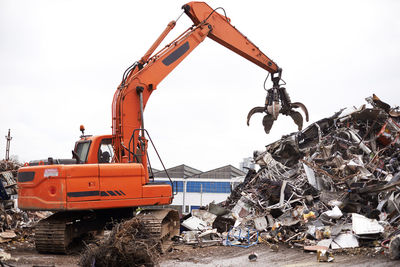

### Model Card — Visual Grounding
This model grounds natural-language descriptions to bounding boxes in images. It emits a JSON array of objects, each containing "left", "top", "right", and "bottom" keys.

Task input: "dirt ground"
[
  {"left": 162, "top": 244, "right": 398, "bottom": 267},
  {"left": 1, "top": 243, "right": 399, "bottom": 267}
]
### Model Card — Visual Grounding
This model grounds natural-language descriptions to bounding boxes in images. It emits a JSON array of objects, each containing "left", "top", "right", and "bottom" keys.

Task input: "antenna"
[{"left": 5, "top": 129, "right": 12, "bottom": 161}]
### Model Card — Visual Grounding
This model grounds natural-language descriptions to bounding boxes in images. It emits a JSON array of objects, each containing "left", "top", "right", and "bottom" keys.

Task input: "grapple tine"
[
  {"left": 288, "top": 110, "right": 304, "bottom": 131},
  {"left": 247, "top": 106, "right": 266, "bottom": 126},
  {"left": 262, "top": 114, "right": 275, "bottom": 134},
  {"left": 291, "top": 102, "right": 309, "bottom": 122}
]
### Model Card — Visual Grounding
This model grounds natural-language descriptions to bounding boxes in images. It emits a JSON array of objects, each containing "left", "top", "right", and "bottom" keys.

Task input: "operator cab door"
[
  {"left": 66, "top": 140, "right": 100, "bottom": 202},
  {"left": 98, "top": 138, "right": 143, "bottom": 200}
]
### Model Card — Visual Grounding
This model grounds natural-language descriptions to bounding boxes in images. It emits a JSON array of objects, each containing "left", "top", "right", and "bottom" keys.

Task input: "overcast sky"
[{"left": 1, "top": 0, "right": 400, "bottom": 171}]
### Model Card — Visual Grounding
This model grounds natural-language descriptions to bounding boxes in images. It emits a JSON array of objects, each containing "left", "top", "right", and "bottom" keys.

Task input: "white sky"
[{"left": 1, "top": 0, "right": 400, "bottom": 171}]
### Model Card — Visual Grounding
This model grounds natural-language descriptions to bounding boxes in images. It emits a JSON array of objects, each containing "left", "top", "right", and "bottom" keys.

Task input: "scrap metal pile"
[
  {"left": 181, "top": 95, "right": 400, "bottom": 261},
  {"left": 0, "top": 160, "right": 49, "bottom": 248}
]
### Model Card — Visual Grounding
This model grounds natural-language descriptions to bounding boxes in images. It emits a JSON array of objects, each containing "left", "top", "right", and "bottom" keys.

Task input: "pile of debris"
[
  {"left": 79, "top": 217, "right": 162, "bottom": 267},
  {"left": 0, "top": 160, "right": 49, "bottom": 247},
  {"left": 0, "top": 160, "right": 19, "bottom": 228},
  {"left": 180, "top": 95, "right": 400, "bottom": 261}
]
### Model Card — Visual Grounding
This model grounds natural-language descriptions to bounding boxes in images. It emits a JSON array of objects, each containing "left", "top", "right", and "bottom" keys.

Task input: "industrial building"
[{"left": 152, "top": 164, "right": 246, "bottom": 213}]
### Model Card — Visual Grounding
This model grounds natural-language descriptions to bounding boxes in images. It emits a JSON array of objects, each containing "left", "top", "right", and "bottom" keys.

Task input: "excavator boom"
[{"left": 112, "top": 1, "right": 305, "bottom": 172}]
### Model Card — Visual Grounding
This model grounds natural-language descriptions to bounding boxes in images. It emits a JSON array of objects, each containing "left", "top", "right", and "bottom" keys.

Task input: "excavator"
[{"left": 17, "top": 2, "right": 308, "bottom": 253}]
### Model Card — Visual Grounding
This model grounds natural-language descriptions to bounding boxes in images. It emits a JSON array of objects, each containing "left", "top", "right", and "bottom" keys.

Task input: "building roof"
[
  {"left": 191, "top": 165, "right": 246, "bottom": 179},
  {"left": 153, "top": 164, "right": 202, "bottom": 178},
  {"left": 150, "top": 167, "right": 160, "bottom": 174}
]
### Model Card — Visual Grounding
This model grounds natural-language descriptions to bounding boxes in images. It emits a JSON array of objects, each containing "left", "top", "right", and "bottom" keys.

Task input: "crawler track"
[
  {"left": 34, "top": 208, "right": 179, "bottom": 254},
  {"left": 136, "top": 209, "right": 180, "bottom": 252},
  {"left": 35, "top": 219, "right": 71, "bottom": 254},
  {"left": 34, "top": 210, "right": 110, "bottom": 254}
]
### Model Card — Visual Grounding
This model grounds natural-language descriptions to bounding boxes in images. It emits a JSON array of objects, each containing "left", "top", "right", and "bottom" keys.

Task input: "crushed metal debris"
[
  {"left": 0, "top": 160, "right": 51, "bottom": 265},
  {"left": 178, "top": 95, "right": 400, "bottom": 261},
  {"left": 0, "top": 160, "right": 50, "bottom": 235}
]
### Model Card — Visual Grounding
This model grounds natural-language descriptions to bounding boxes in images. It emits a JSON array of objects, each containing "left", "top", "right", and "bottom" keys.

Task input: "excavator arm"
[
  {"left": 112, "top": 17, "right": 213, "bottom": 169},
  {"left": 183, "top": 2, "right": 279, "bottom": 73},
  {"left": 112, "top": 1, "right": 308, "bottom": 174}
]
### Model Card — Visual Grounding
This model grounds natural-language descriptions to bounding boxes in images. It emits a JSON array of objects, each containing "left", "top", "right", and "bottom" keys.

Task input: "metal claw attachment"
[{"left": 247, "top": 69, "right": 309, "bottom": 134}]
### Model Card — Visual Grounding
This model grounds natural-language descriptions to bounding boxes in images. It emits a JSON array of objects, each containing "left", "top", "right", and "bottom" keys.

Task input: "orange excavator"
[{"left": 17, "top": 2, "right": 308, "bottom": 253}]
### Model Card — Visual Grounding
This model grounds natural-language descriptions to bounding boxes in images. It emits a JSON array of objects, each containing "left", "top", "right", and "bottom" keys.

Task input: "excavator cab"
[
  {"left": 72, "top": 134, "right": 113, "bottom": 164},
  {"left": 72, "top": 125, "right": 113, "bottom": 165}
]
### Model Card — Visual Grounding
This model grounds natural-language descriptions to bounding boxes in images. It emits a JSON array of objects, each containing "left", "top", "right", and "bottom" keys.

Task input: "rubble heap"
[
  {"left": 79, "top": 217, "right": 161, "bottom": 267},
  {"left": 0, "top": 160, "right": 49, "bottom": 246},
  {"left": 223, "top": 95, "right": 400, "bottom": 259},
  {"left": 181, "top": 95, "right": 400, "bottom": 260}
]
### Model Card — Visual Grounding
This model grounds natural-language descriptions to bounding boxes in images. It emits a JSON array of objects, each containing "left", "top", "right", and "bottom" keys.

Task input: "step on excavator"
[{"left": 17, "top": 2, "right": 308, "bottom": 253}]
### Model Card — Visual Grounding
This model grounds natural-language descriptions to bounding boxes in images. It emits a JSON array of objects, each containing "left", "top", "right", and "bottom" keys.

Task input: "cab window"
[
  {"left": 98, "top": 139, "right": 114, "bottom": 163},
  {"left": 75, "top": 141, "right": 91, "bottom": 163}
]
